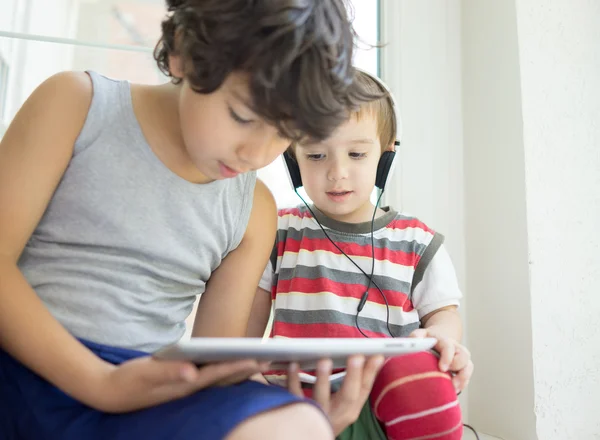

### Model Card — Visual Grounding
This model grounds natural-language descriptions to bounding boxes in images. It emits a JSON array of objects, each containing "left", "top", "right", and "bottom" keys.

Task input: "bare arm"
[
  {"left": 246, "top": 287, "right": 273, "bottom": 338},
  {"left": 421, "top": 305, "right": 463, "bottom": 342},
  {"left": 0, "top": 72, "right": 115, "bottom": 405},
  {"left": 192, "top": 180, "right": 277, "bottom": 337},
  {"left": 418, "top": 305, "right": 472, "bottom": 391}
]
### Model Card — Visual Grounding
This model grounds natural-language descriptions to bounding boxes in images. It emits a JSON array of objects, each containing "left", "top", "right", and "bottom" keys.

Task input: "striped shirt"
[{"left": 259, "top": 205, "right": 462, "bottom": 340}]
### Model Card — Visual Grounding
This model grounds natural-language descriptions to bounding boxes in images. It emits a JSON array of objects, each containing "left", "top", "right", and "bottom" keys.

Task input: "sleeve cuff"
[{"left": 417, "top": 299, "right": 460, "bottom": 320}]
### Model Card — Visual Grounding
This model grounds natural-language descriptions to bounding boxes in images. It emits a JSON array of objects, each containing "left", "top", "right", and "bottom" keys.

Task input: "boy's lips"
[
  {"left": 219, "top": 162, "right": 241, "bottom": 178},
  {"left": 326, "top": 190, "right": 353, "bottom": 202}
]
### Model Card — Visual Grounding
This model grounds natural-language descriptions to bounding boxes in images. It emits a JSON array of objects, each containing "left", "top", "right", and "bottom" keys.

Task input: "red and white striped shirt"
[{"left": 259, "top": 205, "right": 462, "bottom": 340}]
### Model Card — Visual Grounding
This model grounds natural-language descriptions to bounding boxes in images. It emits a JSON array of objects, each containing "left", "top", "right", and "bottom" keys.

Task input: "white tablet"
[{"left": 153, "top": 337, "right": 437, "bottom": 370}]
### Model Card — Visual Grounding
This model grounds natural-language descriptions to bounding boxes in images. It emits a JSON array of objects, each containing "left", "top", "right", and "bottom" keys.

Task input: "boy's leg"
[
  {"left": 0, "top": 340, "right": 332, "bottom": 440},
  {"left": 228, "top": 402, "right": 333, "bottom": 440},
  {"left": 369, "top": 352, "right": 463, "bottom": 440}
]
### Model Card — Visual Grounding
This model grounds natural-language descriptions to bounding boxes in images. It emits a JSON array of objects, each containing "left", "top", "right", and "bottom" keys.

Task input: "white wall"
[
  {"left": 515, "top": 1, "right": 600, "bottom": 439},
  {"left": 379, "top": 0, "right": 470, "bottom": 419},
  {"left": 461, "top": 1, "right": 537, "bottom": 438}
]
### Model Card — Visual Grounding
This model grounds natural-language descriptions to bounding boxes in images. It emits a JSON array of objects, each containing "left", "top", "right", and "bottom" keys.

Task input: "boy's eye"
[
  {"left": 229, "top": 107, "right": 253, "bottom": 124},
  {"left": 306, "top": 153, "right": 325, "bottom": 161},
  {"left": 349, "top": 152, "right": 367, "bottom": 159}
]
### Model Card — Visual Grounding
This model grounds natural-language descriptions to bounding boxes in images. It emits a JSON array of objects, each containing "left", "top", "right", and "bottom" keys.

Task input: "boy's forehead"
[
  {"left": 300, "top": 124, "right": 378, "bottom": 150},
  {"left": 224, "top": 71, "right": 250, "bottom": 89},
  {"left": 223, "top": 74, "right": 253, "bottom": 103},
  {"left": 325, "top": 115, "right": 378, "bottom": 143},
  {"left": 223, "top": 72, "right": 290, "bottom": 126}
]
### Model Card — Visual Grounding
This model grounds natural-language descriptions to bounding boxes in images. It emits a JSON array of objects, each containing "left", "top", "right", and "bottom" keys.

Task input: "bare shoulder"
[
  {"left": 253, "top": 178, "right": 276, "bottom": 210},
  {"left": 43, "top": 70, "right": 91, "bottom": 90},
  {"left": 5, "top": 71, "right": 93, "bottom": 145},
  {"left": 243, "top": 178, "right": 277, "bottom": 243},
  {"left": 0, "top": 71, "right": 94, "bottom": 260},
  {"left": 28, "top": 71, "right": 92, "bottom": 111}
]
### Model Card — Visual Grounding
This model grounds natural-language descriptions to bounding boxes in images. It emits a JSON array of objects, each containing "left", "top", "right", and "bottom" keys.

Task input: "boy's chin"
[{"left": 316, "top": 203, "right": 371, "bottom": 223}]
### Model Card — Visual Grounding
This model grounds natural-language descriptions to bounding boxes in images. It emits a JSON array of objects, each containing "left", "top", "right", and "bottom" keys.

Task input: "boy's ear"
[
  {"left": 384, "top": 141, "right": 397, "bottom": 152},
  {"left": 169, "top": 54, "right": 185, "bottom": 79},
  {"left": 168, "top": 29, "right": 186, "bottom": 79}
]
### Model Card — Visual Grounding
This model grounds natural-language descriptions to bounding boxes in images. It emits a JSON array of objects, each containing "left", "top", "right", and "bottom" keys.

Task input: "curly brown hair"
[{"left": 154, "top": 0, "right": 383, "bottom": 142}]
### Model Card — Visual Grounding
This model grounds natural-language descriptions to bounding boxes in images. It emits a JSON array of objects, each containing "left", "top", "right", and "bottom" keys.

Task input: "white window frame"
[{"left": 0, "top": 54, "right": 8, "bottom": 137}]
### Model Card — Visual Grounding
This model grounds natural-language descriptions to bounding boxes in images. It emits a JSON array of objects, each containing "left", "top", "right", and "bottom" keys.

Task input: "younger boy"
[{"left": 249, "top": 71, "right": 474, "bottom": 440}]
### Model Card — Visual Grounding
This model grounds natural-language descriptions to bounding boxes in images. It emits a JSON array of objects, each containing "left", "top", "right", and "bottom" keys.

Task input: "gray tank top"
[{"left": 18, "top": 71, "right": 257, "bottom": 352}]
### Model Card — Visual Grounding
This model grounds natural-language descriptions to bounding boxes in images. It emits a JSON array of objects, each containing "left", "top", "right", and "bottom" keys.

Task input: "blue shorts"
[{"left": 0, "top": 339, "right": 308, "bottom": 440}]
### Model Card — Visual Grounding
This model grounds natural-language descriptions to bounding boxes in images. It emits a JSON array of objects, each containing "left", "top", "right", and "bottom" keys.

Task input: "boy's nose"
[
  {"left": 327, "top": 160, "right": 348, "bottom": 181},
  {"left": 236, "top": 133, "right": 288, "bottom": 171}
]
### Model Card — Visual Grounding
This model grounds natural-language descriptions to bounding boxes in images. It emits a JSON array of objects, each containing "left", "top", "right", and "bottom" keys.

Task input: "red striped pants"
[{"left": 369, "top": 351, "right": 463, "bottom": 440}]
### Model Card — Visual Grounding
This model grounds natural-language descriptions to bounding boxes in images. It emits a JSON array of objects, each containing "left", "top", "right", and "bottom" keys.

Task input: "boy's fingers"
[
  {"left": 329, "top": 356, "right": 371, "bottom": 430},
  {"left": 452, "top": 360, "right": 474, "bottom": 393},
  {"left": 312, "top": 358, "right": 333, "bottom": 410},
  {"left": 448, "top": 346, "right": 469, "bottom": 372},
  {"left": 211, "top": 368, "right": 263, "bottom": 387},
  {"left": 409, "top": 329, "right": 428, "bottom": 338},
  {"left": 140, "top": 358, "right": 198, "bottom": 385},
  {"left": 286, "top": 362, "right": 303, "bottom": 397},
  {"left": 336, "top": 355, "right": 365, "bottom": 404},
  {"left": 362, "top": 356, "right": 384, "bottom": 391},
  {"left": 131, "top": 359, "right": 262, "bottom": 406},
  {"left": 437, "top": 339, "right": 455, "bottom": 372},
  {"left": 193, "top": 360, "right": 261, "bottom": 387}
]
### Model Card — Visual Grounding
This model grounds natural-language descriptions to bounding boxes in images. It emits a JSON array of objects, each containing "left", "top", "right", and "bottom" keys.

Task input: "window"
[
  {"left": 0, "top": 55, "right": 8, "bottom": 136},
  {"left": 0, "top": 0, "right": 22, "bottom": 134}
]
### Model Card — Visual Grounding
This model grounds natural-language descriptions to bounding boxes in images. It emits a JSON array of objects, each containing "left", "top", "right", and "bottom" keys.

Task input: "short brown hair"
[
  {"left": 154, "top": 0, "right": 382, "bottom": 142},
  {"left": 352, "top": 70, "right": 396, "bottom": 152}
]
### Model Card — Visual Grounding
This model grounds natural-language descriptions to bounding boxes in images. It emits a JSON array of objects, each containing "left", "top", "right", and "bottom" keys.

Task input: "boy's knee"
[
  {"left": 373, "top": 351, "right": 448, "bottom": 388},
  {"left": 372, "top": 351, "right": 458, "bottom": 407},
  {"left": 370, "top": 352, "right": 462, "bottom": 438},
  {"left": 226, "top": 402, "right": 333, "bottom": 440}
]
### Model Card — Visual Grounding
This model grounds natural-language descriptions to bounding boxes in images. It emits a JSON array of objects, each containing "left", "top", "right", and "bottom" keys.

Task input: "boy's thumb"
[
  {"left": 410, "top": 329, "right": 428, "bottom": 338},
  {"left": 178, "top": 363, "right": 200, "bottom": 382},
  {"left": 147, "top": 358, "right": 198, "bottom": 384}
]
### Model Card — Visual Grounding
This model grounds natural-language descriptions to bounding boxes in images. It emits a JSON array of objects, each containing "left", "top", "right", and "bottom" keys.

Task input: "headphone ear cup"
[
  {"left": 375, "top": 150, "right": 396, "bottom": 190},
  {"left": 283, "top": 150, "right": 303, "bottom": 189}
]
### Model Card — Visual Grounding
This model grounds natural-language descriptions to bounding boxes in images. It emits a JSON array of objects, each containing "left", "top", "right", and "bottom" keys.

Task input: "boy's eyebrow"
[
  {"left": 231, "top": 89, "right": 258, "bottom": 114},
  {"left": 348, "top": 138, "right": 376, "bottom": 145},
  {"left": 300, "top": 138, "right": 376, "bottom": 148}
]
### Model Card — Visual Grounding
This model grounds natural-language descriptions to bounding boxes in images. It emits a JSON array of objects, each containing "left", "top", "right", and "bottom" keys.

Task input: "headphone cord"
[
  {"left": 293, "top": 189, "right": 394, "bottom": 338},
  {"left": 463, "top": 424, "right": 481, "bottom": 440}
]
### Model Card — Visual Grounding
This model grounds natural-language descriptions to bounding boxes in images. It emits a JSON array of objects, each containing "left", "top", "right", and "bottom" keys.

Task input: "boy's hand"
[
  {"left": 91, "top": 356, "right": 269, "bottom": 413},
  {"left": 410, "top": 328, "right": 474, "bottom": 393},
  {"left": 287, "top": 355, "right": 384, "bottom": 435}
]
